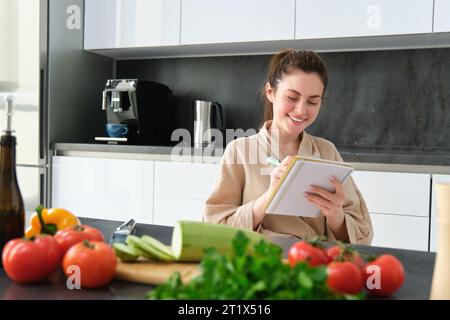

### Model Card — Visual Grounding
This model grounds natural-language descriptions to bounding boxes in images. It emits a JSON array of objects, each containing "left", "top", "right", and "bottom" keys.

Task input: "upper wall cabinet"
[
  {"left": 434, "top": 0, "right": 450, "bottom": 32},
  {"left": 181, "top": 0, "right": 295, "bottom": 45},
  {"left": 84, "top": 0, "right": 181, "bottom": 49},
  {"left": 296, "top": 0, "right": 433, "bottom": 39},
  {"left": 83, "top": 0, "right": 446, "bottom": 58}
]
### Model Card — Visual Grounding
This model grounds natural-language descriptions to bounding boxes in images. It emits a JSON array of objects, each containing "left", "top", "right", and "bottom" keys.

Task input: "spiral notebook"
[{"left": 264, "top": 156, "right": 354, "bottom": 217}]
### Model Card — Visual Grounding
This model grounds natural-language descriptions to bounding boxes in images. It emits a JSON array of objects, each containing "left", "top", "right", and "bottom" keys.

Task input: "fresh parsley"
[{"left": 147, "top": 232, "right": 363, "bottom": 300}]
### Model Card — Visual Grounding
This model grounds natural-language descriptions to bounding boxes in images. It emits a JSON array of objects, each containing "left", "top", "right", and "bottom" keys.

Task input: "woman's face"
[{"left": 266, "top": 69, "right": 324, "bottom": 138}]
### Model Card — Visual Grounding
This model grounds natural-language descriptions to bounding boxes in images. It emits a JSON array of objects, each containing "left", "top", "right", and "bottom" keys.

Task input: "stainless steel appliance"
[
  {"left": 96, "top": 79, "right": 173, "bottom": 145},
  {"left": 193, "top": 100, "right": 225, "bottom": 148}
]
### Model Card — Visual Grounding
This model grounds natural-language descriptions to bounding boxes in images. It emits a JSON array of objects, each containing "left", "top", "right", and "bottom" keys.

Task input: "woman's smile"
[{"left": 287, "top": 113, "right": 306, "bottom": 126}]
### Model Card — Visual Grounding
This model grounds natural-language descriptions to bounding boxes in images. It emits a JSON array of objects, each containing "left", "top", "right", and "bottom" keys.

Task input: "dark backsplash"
[{"left": 117, "top": 48, "right": 450, "bottom": 151}]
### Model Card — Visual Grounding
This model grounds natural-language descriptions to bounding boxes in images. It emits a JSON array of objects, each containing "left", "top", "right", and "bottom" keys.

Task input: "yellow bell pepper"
[{"left": 25, "top": 205, "right": 80, "bottom": 238}]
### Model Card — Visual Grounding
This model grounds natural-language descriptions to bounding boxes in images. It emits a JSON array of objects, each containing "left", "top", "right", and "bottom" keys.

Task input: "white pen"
[{"left": 266, "top": 157, "right": 281, "bottom": 166}]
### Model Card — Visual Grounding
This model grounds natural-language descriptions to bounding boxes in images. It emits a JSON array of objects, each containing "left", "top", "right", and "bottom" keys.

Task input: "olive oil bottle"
[{"left": 0, "top": 96, "right": 25, "bottom": 264}]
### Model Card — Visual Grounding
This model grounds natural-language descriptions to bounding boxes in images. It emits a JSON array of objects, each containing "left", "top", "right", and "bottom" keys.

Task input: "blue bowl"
[{"left": 106, "top": 123, "right": 129, "bottom": 138}]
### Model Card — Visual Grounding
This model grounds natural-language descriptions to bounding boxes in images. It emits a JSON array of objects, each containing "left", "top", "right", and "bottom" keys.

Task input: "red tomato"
[
  {"left": 326, "top": 246, "right": 342, "bottom": 260},
  {"left": 288, "top": 241, "right": 330, "bottom": 267},
  {"left": 55, "top": 224, "right": 104, "bottom": 255},
  {"left": 327, "top": 245, "right": 365, "bottom": 268},
  {"left": 363, "top": 254, "right": 404, "bottom": 296},
  {"left": 63, "top": 240, "right": 116, "bottom": 288},
  {"left": 2, "top": 235, "right": 62, "bottom": 284},
  {"left": 327, "top": 261, "right": 364, "bottom": 295}
]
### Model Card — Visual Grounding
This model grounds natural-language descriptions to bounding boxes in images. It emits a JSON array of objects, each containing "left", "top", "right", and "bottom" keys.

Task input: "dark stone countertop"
[{"left": 0, "top": 217, "right": 436, "bottom": 300}]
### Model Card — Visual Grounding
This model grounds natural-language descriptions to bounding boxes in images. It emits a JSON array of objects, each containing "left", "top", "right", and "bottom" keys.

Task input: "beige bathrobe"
[{"left": 203, "top": 121, "right": 373, "bottom": 245}]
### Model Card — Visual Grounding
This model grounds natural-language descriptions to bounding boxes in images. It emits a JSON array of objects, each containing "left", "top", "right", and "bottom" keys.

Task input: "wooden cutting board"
[{"left": 114, "top": 259, "right": 201, "bottom": 285}]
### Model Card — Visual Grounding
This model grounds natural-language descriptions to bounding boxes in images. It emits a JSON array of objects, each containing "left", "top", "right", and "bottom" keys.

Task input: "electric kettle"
[{"left": 193, "top": 100, "right": 225, "bottom": 147}]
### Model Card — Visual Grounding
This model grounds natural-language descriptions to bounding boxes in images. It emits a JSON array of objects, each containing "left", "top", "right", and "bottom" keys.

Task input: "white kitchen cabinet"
[
  {"left": 153, "top": 161, "right": 220, "bottom": 226},
  {"left": 154, "top": 161, "right": 220, "bottom": 199},
  {"left": 352, "top": 170, "right": 431, "bottom": 251},
  {"left": 369, "top": 213, "right": 429, "bottom": 251},
  {"left": 84, "top": 0, "right": 181, "bottom": 49},
  {"left": 51, "top": 156, "right": 154, "bottom": 224},
  {"left": 154, "top": 197, "right": 204, "bottom": 226},
  {"left": 434, "top": 0, "right": 450, "bottom": 32},
  {"left": 352, "top": 171, "right": 430, "bottom": 217},
  {"left": 296, "top": 0, "right": 433, "bottom": 39},
  {"left": 430, "top": 174, "right": 450, "bottom": 252},
  {"left": 181, "top": 0, "right": 295, "bottom": 45}
]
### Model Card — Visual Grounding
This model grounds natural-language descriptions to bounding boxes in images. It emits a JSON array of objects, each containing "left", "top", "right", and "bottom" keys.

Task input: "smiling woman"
[{"left": 203, "top": 49, "right": 373, "bottom": 245}]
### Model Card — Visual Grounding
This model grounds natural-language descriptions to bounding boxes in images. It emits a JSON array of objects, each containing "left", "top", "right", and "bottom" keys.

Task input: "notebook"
[{"left": 264, "top": 156, "right": 354, "bottom": 217}]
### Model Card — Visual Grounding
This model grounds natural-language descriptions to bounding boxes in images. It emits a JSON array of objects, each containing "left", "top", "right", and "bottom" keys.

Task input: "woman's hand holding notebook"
[{"left": 264, "top": 156, "right": 353, "bottom": 217}]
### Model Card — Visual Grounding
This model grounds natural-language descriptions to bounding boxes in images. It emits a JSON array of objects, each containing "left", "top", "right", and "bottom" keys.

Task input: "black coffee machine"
[{"left": 95, "top": 79, "right": 172, "bottom": 145}]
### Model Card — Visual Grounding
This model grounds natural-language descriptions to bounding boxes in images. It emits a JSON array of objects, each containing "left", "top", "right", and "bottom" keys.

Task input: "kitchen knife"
[{"left": 109, "top": 219, "right": 137, "bottom": 245}]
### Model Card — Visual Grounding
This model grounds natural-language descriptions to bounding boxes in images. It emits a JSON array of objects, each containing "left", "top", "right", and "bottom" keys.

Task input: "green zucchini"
[
  {"left": 125, "top": 235, "right": 154, "bottom": 259},
  {"left": 113, "top": 243, "right": 140, "bottom": 262},
  {"left": 141, "top": 235, "right": 175, "bottom": 261},
  {"left": 171, "top": 220, "right": 267, "bottom": 262},
  {"left": 126, "top": 235, "right": 174, "bottom": 262}
]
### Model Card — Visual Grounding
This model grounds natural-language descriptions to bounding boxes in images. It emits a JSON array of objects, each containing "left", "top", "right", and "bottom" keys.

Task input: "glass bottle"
[{"left": 0, "top": 96, "right": 25, "bottom": 265}]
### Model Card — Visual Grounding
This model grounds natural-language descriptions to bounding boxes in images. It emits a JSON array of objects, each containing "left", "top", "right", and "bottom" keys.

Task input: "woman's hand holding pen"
[
  {"left": 305, "top": 177, "right": 348, "bottom": 240},
  {"left": 252, "top": 156, "right": 293, "bottom": 230},
  {"left": 268, "top": 156, "right": 293, "bottom": 194}
]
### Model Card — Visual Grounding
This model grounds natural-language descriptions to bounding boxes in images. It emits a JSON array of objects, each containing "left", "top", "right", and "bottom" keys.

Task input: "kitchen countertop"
[
  {"left": 51, "top": 143, "right": 223, "bottom": 164},
  {"left": 51, "top": 142, "right": 450, "bottom": 174},
  {"left": 0, "top": 217, "right": 435, "bottom": 300}
]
